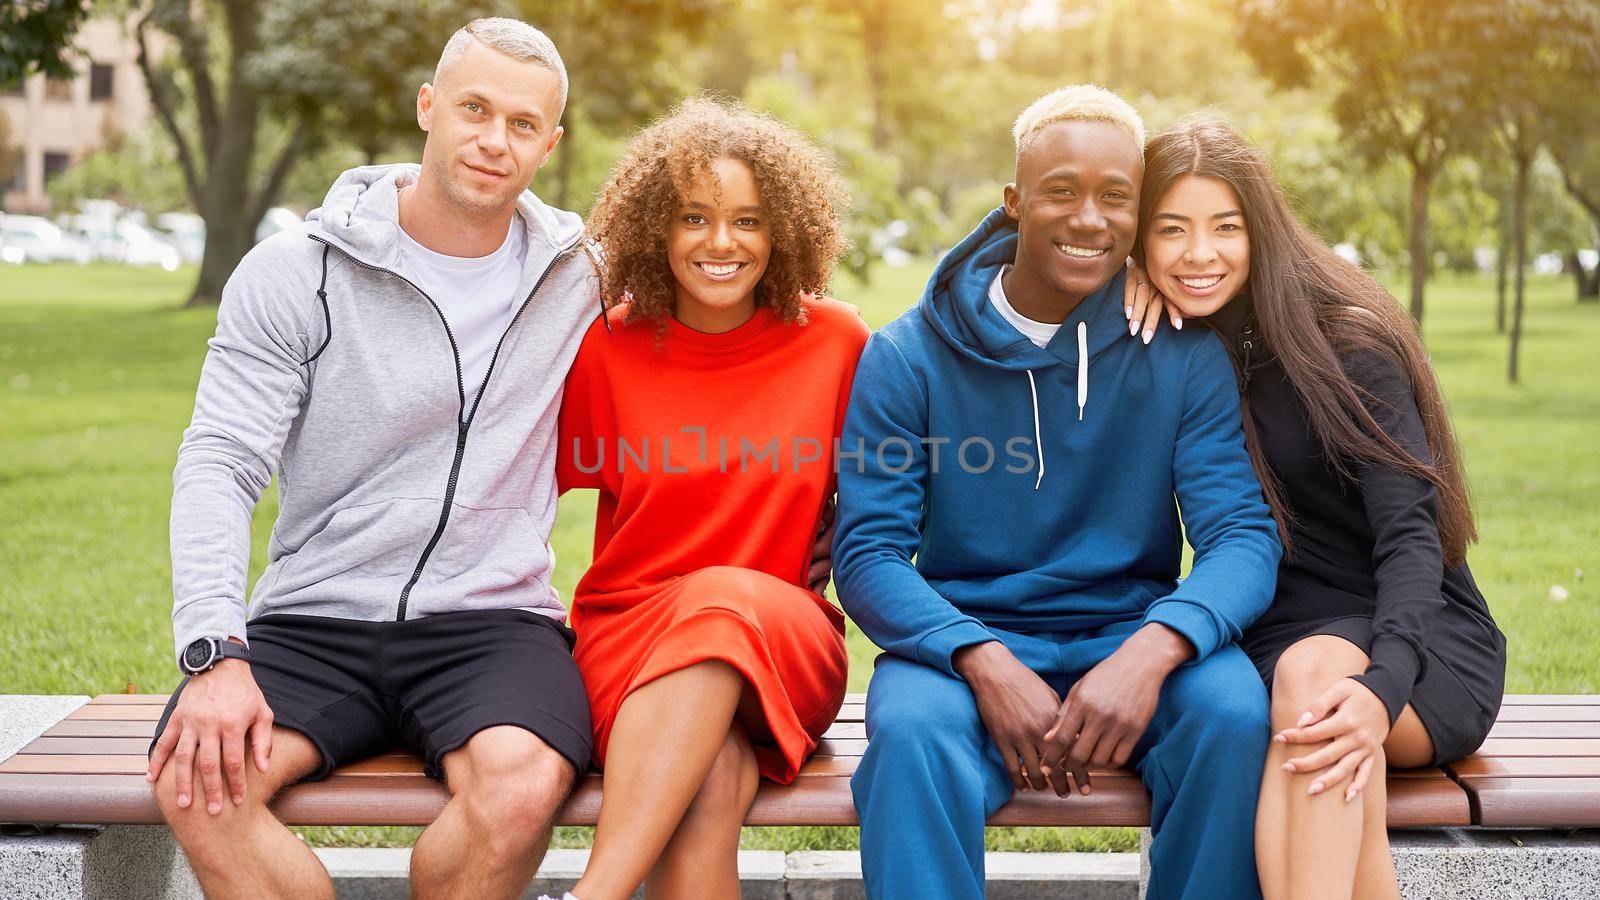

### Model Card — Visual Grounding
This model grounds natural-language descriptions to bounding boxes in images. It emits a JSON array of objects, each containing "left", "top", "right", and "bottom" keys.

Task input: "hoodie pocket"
[
  {"left": 425, "top": 505, "right": 552, "bottom": 596},
  {"left": 269, "top": 498, "right": 441, "bottom": 601}
]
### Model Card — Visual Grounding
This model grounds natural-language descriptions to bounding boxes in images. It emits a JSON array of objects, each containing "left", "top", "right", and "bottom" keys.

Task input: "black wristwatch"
[{"left": 180, "top": 637, "right": 251, "bottom": 676}]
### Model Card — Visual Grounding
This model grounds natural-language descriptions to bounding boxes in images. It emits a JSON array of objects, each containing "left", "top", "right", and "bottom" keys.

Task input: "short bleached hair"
[
  {"left": 435, "top": 18, "right": 568, "bottom": 119},
  {"left": 1012, "top": 84, "right": 1145, "bottom": 159}
]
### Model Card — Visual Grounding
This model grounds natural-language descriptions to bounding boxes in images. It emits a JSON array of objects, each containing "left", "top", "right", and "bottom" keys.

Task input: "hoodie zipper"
[{"left": 310, "top": 233, "right": 582, "bottom": 620}]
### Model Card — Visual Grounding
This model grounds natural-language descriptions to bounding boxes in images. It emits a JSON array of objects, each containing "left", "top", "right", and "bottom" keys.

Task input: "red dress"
[{"left": 556, "top": 297, "right": 870, "bottom": 782}]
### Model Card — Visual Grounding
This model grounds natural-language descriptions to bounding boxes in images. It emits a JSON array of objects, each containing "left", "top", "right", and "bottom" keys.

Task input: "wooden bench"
[{"left": 8, "top": 694, "right": 1592, "bottom": 830}]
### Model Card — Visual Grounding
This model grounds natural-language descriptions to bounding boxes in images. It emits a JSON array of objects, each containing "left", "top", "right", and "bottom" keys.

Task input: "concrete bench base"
[
  {"left": 1392, "top": 828, "right": 1600, "bottom": 899},
  {"left": 5, "top": 825, "right": 1598, "bottom": 899},
  {"left": 0, "top": 826, "right": 199, "bottom": 900}
]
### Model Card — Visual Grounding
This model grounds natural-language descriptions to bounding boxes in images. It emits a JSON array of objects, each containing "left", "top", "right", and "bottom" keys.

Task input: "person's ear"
[
  {"left": 417, "top": 84, "right": 435, "bottom": 132},
  {"left": 1003, "top": 182, "right": 1022, "bottom": 221},
  {"left": 537, "top": 125, "right": 565, "bottom": 170}
]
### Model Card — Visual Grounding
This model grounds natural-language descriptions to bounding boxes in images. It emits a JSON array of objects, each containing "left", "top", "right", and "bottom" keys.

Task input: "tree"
[
  {"left": 133, "top": 0, "right": 493, "bottom": 306},
  {"left": 516, "top": 0, "right": 722, "bottom": 209},
  {"left": 1450, "top": 0, "right": 1600, "bottom": 382},
  {"left": 1548, "top": 118, "right": 1600, "bottom": 302},
  {"left": 132, "top": 0, "right": 316, "bottom": 306},
  {"left": 1236, "top": 0, "right": 1475, "bottom": 324},
  {"left": 0, "top": 0, "right": 89, "bottom": 90}
]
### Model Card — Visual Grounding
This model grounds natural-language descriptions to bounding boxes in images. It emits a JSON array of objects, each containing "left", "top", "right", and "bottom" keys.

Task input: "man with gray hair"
[{"left": 145, "top": 18, "right": 597, "bottom": 899}]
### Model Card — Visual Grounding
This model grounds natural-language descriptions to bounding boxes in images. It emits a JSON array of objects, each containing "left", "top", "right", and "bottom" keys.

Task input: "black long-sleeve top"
[{"left": 1207, "top": 296, "right": 1499, "bottom": 724}]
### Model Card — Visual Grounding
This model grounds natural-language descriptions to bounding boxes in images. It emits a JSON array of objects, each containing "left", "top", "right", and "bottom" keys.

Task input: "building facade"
[{"left": 2, "top": 16, "right": 156, "bottom": 214}]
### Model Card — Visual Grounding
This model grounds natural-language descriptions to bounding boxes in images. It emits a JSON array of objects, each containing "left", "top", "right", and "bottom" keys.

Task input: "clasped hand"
[{"left": 957, "top": 625, "right": 1188, "bottom": 798}]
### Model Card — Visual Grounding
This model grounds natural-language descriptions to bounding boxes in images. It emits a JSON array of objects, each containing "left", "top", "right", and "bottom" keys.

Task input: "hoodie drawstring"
[
  {"left": 1024, "top": 321, "right": 1088, "bottom": 490},
  {"left": 1026, "top": 370, "right": 1044, "bottom": 490},
  {"left": 1076, "top": 321, "right": 1088, "bottom": 422}
]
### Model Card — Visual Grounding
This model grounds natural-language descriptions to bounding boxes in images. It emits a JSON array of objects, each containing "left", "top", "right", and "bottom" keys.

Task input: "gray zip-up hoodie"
[{"left": 170, "top": 164, "right": 600, "bottom": 664}]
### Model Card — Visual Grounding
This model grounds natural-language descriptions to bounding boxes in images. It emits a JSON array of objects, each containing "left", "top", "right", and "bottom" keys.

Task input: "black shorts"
[{"left": 151, "top": 609, "right": 592, "bottom": 781}]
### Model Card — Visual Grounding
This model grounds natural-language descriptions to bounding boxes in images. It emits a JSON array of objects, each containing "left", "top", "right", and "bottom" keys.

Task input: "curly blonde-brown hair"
[{"left": 587, "top": 96, "right": 850, "bottom": 325}]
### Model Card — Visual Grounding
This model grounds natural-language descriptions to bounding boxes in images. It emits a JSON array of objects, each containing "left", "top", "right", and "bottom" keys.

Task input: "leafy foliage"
[{"left": 0, "top": 0, "right": 89, "bottom": 90}]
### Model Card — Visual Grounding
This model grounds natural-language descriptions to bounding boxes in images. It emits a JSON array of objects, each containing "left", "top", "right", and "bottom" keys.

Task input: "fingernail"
[
  {"left": 1081, "top": 785, "right": 1091, "bottom": 795},
  {"left": 1273, "top": 734, "right": 1286, "bottom": 743},
  {"left": 177, "top": 794, "right": 189, "bottom": 807},
  {"left": 1345, "top": 790, "right": 1356, "bottom": 802},
  {"left": 208, "top": 801, "right": 220, "bottom": 814},
  {"left": 1142, "top": 329, "right": 1153, "bottom": 344},
  {"left": 1174, "top": 319, "right": 1184, "bottom": 330},
  {"left": 1126, "top": 306, "right": 1133, "bottom": 318},
  {"left": 1297, "top": 711, "right": 1313, "bottom": 727},
  {"left": 1129, "top": 321, "right": 1138, "bottom": 336},
  {"left": 1282, "top": 762, "right": 1294, "bottom": 772},
  {"left": 1309, "top": 782, "right": 1324, "bottom": 795}
]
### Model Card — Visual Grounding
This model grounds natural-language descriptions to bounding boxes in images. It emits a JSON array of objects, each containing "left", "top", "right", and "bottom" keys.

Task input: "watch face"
[{"left": 183, "top": 639, "right": 214, "bottom": 672}]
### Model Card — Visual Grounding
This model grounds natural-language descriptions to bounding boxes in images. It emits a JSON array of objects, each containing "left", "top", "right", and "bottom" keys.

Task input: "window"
[
  {"left": 89, "top": 64, "right": 114, "bottom": 101},
  {"left": 45, "top": 77, "right": 73, "bottom": 102},
  {"left": 43, "top": 151, "right": 70, "bottom": 182}
]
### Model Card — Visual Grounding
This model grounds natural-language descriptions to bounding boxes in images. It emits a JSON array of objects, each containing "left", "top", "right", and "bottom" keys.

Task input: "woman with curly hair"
[
  {"left": 1130, "top": 117, "right": 1505, "bottom": 899},
  {"left": 550, "top": 97, "right": 867, "bottom": 900}
]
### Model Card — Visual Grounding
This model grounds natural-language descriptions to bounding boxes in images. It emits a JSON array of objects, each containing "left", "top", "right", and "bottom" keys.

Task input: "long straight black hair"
[{"left": 1139, "top": 117, "right": 1476, "bottom": 565}]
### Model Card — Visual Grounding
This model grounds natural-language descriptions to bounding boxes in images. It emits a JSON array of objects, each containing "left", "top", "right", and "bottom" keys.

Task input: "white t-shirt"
[
  {"left": 989, "top": 265, "right": 1062, "bottom": 349},
  {"left": 397, "top": 218, "right": 527, "bottom": 417}
]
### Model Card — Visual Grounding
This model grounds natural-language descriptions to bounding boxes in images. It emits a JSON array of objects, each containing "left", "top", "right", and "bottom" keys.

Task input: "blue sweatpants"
[{"left": 851, "top": 623, "right": 1269, "bottom": 899}]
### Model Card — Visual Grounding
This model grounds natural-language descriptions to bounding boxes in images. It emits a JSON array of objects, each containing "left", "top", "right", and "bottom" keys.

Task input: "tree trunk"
[
  {"left": 187, "top": 86, "right": 263, "bottom": 306},
  {"left": 859, "top": 1, "right": 892, "bottom": 152},
  {"left": 1582, "top": 258, "right": 1600, "bottom": 302},
  {"left": 1509, "top": 150, "right": 1529, "bottom": 385},
  {"left": 1495, "top": 207, "right": 1509, "bottom": 332},
  {"left": 190, "top": 212, "right": 259, "bottom": 306},
  {"left": 1408, "top": 160, "right": 1433, "bottom": 324}
]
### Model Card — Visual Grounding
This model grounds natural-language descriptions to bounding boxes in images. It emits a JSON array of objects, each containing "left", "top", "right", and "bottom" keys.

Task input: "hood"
[
  {"left": 921, "top": 207, "right": 1133, "bottom": 487},
  {"left": 920, "top": 206, "right": 1130, "bottom": 373},
  {"left": 306, "top": 164, "right": 585, "bottom": 276}
]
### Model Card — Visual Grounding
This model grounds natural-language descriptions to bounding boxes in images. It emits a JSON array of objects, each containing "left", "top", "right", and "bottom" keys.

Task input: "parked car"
[
  {"left": 256, "top": 207, "right": 303, "bottom": 243},
  {"left": 154, "top": 212, "right": 206, "bottom": 265},
  {"left": 0, "top": 215, "right": 92, "bottom": 264},
  {"left": 116, "top": 221, "right": 182, "bottom": 271}
]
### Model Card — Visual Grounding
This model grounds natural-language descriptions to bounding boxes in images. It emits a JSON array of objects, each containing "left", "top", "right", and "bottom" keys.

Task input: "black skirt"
[{"left": 1242, "top": 599, "right": 1507, "bottom": 766}]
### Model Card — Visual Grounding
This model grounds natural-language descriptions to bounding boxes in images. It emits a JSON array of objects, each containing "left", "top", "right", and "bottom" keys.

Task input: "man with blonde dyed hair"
[
  {"left": 836, "top": 83, "right": 1278, "bottom": 897},
  {"left": 147, "top": 17, "right": 599, "bottom": 900},
  {"left": 1012, "top": 82, "right": 1146, "bottom": 155}
]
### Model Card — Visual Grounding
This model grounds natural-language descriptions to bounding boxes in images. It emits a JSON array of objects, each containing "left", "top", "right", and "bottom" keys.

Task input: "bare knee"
[
  {"left": 683, "top": 729, "right": 758, "bottom": 827},
  {"left": 446, "top": 726, "right": 575, "bottom": 857},
  {"left": 1271, "top": 637, "right": 1368, "bottom": 724}
]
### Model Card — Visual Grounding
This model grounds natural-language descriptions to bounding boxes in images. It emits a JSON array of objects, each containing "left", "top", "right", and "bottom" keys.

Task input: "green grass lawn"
[{"left": 2, "top": 262, "right": 1596, "bottom": 853}]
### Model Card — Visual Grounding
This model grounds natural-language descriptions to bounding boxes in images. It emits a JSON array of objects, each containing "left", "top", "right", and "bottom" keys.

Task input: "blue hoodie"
[{"left": 834, "top": 208, "right": 1281, "bottom": 676}]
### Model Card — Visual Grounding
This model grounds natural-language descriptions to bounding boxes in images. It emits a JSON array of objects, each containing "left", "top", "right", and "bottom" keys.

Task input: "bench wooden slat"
[
  {"left": 1490, "top": 705, "right": 1600, "bottom": 723},
  {"left": 21, "top": 737, "right": 153, "bottom": 755},
  {"left": 1448, "top": 757, "right": 1600, "bottom": 778},
  {"left": 1472, "top": 738, "right": 1600, "bottom": 757},
  {"left": 43, "top": 720, "right": 162, "bottom": 738},
  {"left": 1486, "top": 721, "right": 1600, "bottom": 738},
  {"left": 66, "top": 705, "right": 163, "bottom": 722},
  {"left": 1498, "top": 695, "right": 1600, "bottom": 706},
  {"left": 1462, "top": 777, "right": 1600, "bottom": 827}
]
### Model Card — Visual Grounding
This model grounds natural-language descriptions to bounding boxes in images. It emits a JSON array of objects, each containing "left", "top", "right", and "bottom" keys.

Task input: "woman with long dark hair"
[{"left": 1129, "top": 117, "right": 1505, "bottom": 899}]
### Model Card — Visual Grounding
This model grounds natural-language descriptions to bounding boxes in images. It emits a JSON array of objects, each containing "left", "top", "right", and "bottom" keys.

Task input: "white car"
[
  {"left": 0, "top": 215, "right": 92, "bottom": 264},
  {"left": 116, "top": 221, "right": 182, "bottom": 271}
]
